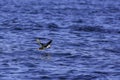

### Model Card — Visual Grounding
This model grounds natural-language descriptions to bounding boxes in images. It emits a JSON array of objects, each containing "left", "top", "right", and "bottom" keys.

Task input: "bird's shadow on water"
[{"left": 39, "top": 52, "right": 52, "bottom": 60}]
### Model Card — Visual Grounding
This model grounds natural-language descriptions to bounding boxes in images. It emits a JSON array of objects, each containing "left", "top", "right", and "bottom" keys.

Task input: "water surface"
[{"left": 0, "top": 0, "right": 120, "bottom": 80}]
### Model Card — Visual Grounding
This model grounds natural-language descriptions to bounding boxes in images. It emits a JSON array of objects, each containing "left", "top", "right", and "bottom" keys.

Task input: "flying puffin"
[{"left": 36, "top": 38, "right": 52, "bottom": 50}]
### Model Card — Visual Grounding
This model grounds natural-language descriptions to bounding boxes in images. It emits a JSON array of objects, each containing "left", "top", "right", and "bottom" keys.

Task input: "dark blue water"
[{"left": 0, "top": 0, "right": 120, "bottom": 80}]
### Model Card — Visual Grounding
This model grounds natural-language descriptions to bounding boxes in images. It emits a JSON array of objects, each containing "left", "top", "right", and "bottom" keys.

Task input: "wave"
[{"left": 69, "top": 25, "right": 120, "bottom": 34}]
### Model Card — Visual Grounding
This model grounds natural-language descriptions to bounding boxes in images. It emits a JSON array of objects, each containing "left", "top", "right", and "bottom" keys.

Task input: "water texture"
[{"left": 0, "top": 0, "right": 120, "bottom": 80}]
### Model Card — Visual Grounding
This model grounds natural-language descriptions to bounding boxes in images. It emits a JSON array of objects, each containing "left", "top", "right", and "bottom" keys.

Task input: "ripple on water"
[
  {"left": 73, "top": 74, "right": 97, "bottom": 80},
  {"left": 69, "top": 25, "right": 104, "bottom": 32},
  {"left": 21, "top": 62, "right": 37, "bottom": 68},
  {"left": 0, "top": 35, "right": 4, "bottom": 39},
  {"left": 46, "top": 23, "right": 60, "bottom": 31},
  {"left": 69, "top": 25, "right": 120, "bottom": 34},
  {"left": 103, "top": 48, "right": 120, "bottom": 54}
]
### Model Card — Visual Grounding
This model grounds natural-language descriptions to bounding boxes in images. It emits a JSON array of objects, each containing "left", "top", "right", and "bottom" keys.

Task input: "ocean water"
[{"left": 0, "top": 0, "right": 120, "bottom": 80}]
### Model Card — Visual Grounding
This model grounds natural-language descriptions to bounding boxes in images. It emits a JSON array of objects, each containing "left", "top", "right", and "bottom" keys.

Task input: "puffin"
[{"left": 36, "top": 38, "right": 52, "bottom": 50}]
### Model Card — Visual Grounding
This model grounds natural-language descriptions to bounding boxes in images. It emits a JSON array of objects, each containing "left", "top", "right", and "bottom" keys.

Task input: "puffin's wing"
[
  {"left": 45, "top": 40, "right": 52, "bottom": 47},
  {"left": 36, "top": 38, "right": 43, "bottom": 46}
]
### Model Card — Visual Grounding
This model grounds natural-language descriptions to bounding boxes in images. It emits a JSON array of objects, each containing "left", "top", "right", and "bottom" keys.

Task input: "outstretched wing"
[
  {"left": 36, "top": 38, "right": 44, "bottom": 46},
  {"left": 45, "top": 40, "right": 52, "bottom": 47}
]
